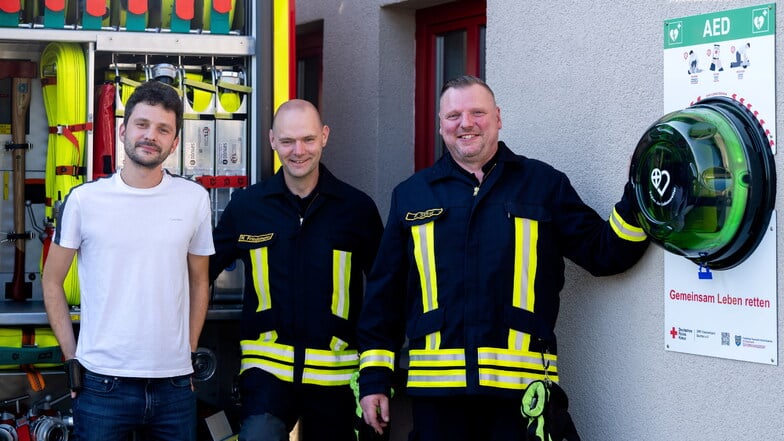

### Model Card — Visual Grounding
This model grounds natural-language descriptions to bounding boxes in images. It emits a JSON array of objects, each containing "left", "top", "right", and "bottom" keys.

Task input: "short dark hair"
[
  {"left": 439, "top": 75, "right": 495, "bottom": 100},
  {"left": 124, "top": 80, "right": 184, "bottom": 135}
]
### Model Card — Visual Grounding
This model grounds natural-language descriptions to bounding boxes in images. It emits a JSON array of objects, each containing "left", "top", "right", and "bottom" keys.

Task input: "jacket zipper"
[
  {"left": 473, "top": 163, "right": 498, "bottom": 197},
  {"left": 299, "top": 193, "right": 320, "bottom": 225}
]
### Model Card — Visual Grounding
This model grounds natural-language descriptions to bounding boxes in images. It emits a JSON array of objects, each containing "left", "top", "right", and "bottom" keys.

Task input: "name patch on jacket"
[
  {"left": 405, "top": 208, "right": 443, "bottom": 221},
  {"left": 238, "top": 233, "right": 274, "bottom": 243}
]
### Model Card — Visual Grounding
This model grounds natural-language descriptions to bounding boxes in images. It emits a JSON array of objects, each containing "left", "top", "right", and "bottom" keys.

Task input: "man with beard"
[{"left": 43, "top": 80, "right": 214, "bottom": 441}]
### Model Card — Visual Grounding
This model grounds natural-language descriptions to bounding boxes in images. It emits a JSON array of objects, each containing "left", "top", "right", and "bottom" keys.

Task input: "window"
[
  {"left": 296, "top": 21, "right": 323, "bottom": 110},
  {"left": 415, "top": 0, "right": 486, "bottom": 170}
]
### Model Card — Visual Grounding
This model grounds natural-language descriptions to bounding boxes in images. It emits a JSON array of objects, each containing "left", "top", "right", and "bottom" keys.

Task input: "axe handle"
[
  {"left": 9, "top": 77, "right": 32, "bottom": 301},
  {"left": 11, "top": 77, "right": 32, "bottom": 251},
  {"left": 12, "top": 78, "right": 32, "bottom": 144}
]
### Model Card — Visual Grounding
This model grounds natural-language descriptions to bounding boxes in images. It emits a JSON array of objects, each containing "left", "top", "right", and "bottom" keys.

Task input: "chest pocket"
[{"left": 237, "top": 233, "right": 277, "bottom": 312}]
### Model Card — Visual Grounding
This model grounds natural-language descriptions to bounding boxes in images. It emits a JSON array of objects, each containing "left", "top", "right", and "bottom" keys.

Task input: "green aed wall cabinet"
[{"left": 629, "top": 96, "right": 776, "bottom": 270}]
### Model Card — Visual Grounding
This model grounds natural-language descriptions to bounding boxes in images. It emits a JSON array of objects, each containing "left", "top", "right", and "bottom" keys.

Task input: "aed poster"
[{"left": 661, "top": 4, "right": 777, "bottom": 365}]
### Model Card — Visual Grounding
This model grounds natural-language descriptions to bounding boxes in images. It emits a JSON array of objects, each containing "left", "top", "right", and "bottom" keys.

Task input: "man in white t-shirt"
[{"left": 42, "top": 80, "right": 214, "bottom": 441}]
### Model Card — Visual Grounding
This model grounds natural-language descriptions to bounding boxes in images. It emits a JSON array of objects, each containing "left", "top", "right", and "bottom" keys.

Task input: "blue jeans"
[{"left": 72, "top": 369, "right": 196, "bottom": 441}]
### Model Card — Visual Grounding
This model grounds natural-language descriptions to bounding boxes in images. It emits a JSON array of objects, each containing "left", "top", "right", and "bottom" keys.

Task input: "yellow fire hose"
[{"left": 40, "top": 42, "right": 87, "bottom": 306}]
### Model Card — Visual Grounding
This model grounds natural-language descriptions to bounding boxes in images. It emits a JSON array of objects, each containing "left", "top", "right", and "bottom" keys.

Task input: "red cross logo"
[{"left": 669, "top": 327, "right": 678, "bottom": 339}]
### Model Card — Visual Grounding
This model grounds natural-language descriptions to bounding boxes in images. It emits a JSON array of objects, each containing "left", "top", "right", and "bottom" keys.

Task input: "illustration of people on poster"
[{"left": 662, "top": 3, "right": 777, "bottom": 365}]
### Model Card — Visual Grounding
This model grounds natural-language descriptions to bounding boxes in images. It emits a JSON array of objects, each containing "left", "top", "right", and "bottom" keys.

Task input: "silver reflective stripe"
[
  {"left": 513, "top": 217, "right": 536, "bottom": 311},
  {"left": 407, "top": 369, "right": 467, "bottom": 387},
  {"left": 241, "top": 342, "right": 295, "bottom": 361},
  {"left": 250, "top": 247, "right": 271, "bottom": 311},
  {"left": 302, "top": 368, "right": 355, "bottom": 386},
  {"left": 240, "top": 360, "right": 294, "bottom": 381},
  {"left": 478, "top": 369, "right": 543, "bottom": 389},
  {"left": 331, "top": 250, "right": 351, "bottom": 318},
  {"left": 610, "top": 207, "right": 647, "bottom": 242},
  {"left": 359, "top": 350, "right": 395, "bottom": 370},
  {"left": 412, "top": 223, "right": 438, "bottom": 312},
  {"left": 304, "top": 349, "right": 359, "bottom": 367},
  {"left": 409, "top": 351, "right": 466, "bottom": 366},
  {"left": 478, "top": 348, "right": 557, "bottom": 369},
  {"left": 509, "top": 329, "right": 526, "bottom": 352}
]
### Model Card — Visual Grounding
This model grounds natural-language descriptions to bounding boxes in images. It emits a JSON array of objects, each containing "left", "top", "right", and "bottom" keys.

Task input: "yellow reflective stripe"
[
  {"left": 331, "top": 250, "right": 352, "bottom": 318},
  {"left": 240, "top": 340, "right": 295, "bottom": 363},
  {"left": 302, "top": 367, "right": 356, "bottom": 386},
  {"left": 512, "top": 217, "right": 537, "bottom": 311},
  {"left": 249, "top": 247, "right": 272, "bottom": 312},
  {"left": 408, "top": 348, "right": 467, "bottom": 387},
  {"left": 408, "top": 348, "right": 466, "bottom": 367},
  {"left": 411, "top": 222, "right": 438, "bottom": 312},
  {"left": 304, "top": 348, "right": 359, "bottom": 368},
  {"left": 360, "top": 350, "right": 395, "bottom": 371},
  {"left": 478, "top": 368, "right": 559, "bottom": 390},
  {"left": 508, "top": 329, "right": 529, "bottom": 352},
  {"left": 259, "top": 330, "right": 278, "bottom": 342},
  {"left": 478, "top": 347, "right": 559, "bottom": 389},
  {"left": 240, "top": 359, "right": 294, "bottom": 381},
  {"left": 424, "top": 331, "right": 441, "bottom": 351},
  {"left": 477, "top": 347, "right": 557, "bottom": 371},
  {"left": 511, "top": 218, "right": 537, "bottom": 352},
  {"left": 330, "top": 336, "right": 349, "bottom": 351},
  {"left": 407, "top": 369, "right": 467, "bottom": 388},
  {"left": 610, "top": 207, "right": 647, "bottom": 242},
  {"left": 240, "top": 335, "right": 295, "bottom": 381}
]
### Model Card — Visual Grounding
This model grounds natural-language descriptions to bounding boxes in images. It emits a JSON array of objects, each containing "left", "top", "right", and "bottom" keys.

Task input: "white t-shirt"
[{"left": 56, "top": 172, "right": 215, "bottom": 378}]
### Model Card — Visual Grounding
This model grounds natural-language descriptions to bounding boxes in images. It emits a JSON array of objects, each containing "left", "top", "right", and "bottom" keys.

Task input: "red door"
[{"left": 415, "top": 0, "right": 486, "bottom": 170}]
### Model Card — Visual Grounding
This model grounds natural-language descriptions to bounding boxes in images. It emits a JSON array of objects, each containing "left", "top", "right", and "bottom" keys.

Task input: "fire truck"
[{"left": 0, "top": 1, "right": 293, "bottom": 439}]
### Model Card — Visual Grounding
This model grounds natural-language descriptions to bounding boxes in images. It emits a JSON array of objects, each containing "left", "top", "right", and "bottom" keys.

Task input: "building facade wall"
[{"left": 296, "top": 0, "right": 784, "bottom": 439}]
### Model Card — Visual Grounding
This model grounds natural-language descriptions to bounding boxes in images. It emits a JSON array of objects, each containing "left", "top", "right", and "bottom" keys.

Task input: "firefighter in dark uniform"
[
  {"left": 210, "top": 99, "right": 383, "bottom": 441},
  {"left": 357, "top": 76, "right": 649, "bottom": 441}
]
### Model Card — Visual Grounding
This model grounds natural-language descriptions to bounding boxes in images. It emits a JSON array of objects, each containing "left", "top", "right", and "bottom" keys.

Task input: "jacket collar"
[
  {"left": 260, "top": 163, "right": 344, "bottom": 200},
  {"left": 426, "top": 141, "right": 521, "bottom": 184}
]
